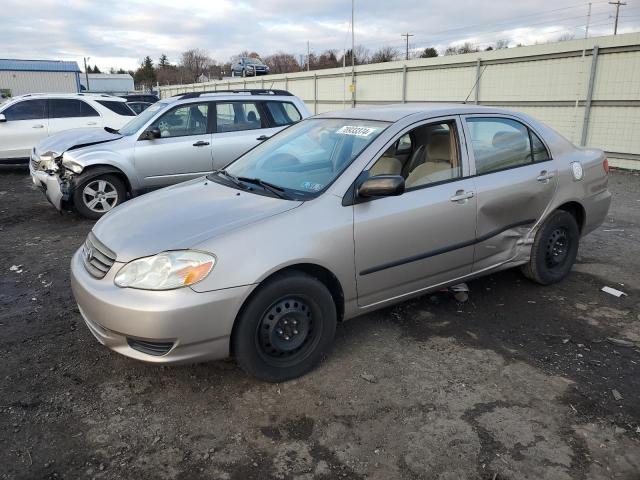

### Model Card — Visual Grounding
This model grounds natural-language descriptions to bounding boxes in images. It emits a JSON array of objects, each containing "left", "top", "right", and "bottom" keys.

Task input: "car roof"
[
  {"left": 6, "top": 92, "right": 127, "bottom": 102},
  {"left": 166, "top": 89, "right": 296, "bottom": 104},
  {"left": 313, "top": 103, "right": 522, "bottom": 122}
]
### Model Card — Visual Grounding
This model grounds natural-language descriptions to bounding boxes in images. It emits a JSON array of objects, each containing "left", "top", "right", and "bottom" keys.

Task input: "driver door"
[
  {"left": 134, "top": 102, "right": 214, "bottom": 189},
  {"left": 0, "top": 99, "right": 49, "bottom": 160}
]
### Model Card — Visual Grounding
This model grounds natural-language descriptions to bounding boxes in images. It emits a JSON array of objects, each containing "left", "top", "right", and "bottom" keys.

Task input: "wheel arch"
[
  {"left": 72, "top": 164, "right": 133, "bottom": 196},
  {"left": 229, "top": 262, "right": 346, "bottom": 357},
  {"left": 556, "top": 200, "right": 586, "bottom": 233}
]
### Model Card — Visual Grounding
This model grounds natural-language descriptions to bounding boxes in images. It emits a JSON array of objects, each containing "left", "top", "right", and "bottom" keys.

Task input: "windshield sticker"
[
  {"left": 301, "top": 181, "right": 324, "bottom": 192},
  {"left": 336, "top": 125, "right": 379, "bottom": 137}
]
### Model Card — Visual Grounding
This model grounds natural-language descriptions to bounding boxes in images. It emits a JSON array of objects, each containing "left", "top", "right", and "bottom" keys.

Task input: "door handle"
[
  {"left": 536, "top": 170, "right": 555, "bottom": 182},
  {"left": 256, "top": 135, "right": 270, "bottom": 141},
  {"left": 193, "top": 141, "right": 210, "bottom": 147},
  {"left": 450, "top": 190, "right": 475, "bottom": 203},
  {"left": 86, "top": 122, "right": 97, "bottom": 126},
  {"left": 32, "top": 124, "right": 44, "bottom": 129}
]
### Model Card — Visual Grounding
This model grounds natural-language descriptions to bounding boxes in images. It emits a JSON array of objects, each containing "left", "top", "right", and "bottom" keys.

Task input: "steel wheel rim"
[
  {"left": 545, "top": 227, "right": 570, "bottom": 268},
  {"left": 256, "top": 296, "right": 318, "bottom": 362},
  {"left": 82, "top": 179, "right": 119, "bottom": 213}
]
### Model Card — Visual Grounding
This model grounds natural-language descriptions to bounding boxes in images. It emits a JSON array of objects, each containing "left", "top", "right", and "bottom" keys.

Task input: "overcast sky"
[{"left": 2, "top": 0, "right": 639, "bottom": 71}]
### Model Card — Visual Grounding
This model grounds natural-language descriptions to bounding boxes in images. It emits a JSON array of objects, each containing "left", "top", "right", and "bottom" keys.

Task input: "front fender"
[{"left": 65, "top": 149, "right": 139, "bottom": 192}]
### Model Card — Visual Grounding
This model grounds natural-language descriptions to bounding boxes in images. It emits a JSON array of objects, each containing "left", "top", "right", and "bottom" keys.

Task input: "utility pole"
[
  {"left": 585, "top": 2, "right": 592, "bottom": 38},
  {"left": 351, "top": 0, "right": 355, "bottom": 107},
  {"left": 307, "top": 41, "right": 310, "bottom": 71},
  {"left": 83, "top": 57, "right": 90, "bottom": 92},
  {"left": 609, "top": 1, "right": 626, "bottom": 35},
  {"left": 401, "top": 33, "right": 414, "bottom": 60}
]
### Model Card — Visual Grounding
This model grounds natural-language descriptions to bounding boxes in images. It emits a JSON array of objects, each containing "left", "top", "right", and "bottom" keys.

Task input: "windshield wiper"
[
  {"left": 237, "top": 177, "right": 290, "bottom": 199},
  {"left": 104, "top": 126, "right": 120, "bottom": 134},
  {"left": 211, "top": 169, "right": 248, "bottom": 189}
]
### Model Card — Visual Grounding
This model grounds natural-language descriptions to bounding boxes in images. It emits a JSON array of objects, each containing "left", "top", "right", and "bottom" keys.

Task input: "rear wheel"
[
  {"left": 232, "top": 272, "right": 337, "bottom": 382},
  {"left": 521, "top": 210, "right": 580, "bottom": 285},
  {"left": 73, "top": 173, "right": 126, "bottom": 220}
]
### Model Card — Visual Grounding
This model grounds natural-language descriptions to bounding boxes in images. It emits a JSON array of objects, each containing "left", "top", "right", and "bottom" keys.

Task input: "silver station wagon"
[{"left": 71, "top": 104, "right": 611, "bottom": 381}]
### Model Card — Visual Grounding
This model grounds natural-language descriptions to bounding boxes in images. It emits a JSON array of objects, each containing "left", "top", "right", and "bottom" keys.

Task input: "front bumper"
[
  {"left": 29, "top": 162, "right": 65, "bottom": 211},
  {"left": 70, "top": 247, "right": 256, "bottom": 364}
]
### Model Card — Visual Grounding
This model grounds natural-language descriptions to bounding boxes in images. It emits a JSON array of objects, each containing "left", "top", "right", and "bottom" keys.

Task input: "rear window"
[
  {"left": 265, "top": 101, "right": 302, "bottom": 127},
  {"left": 97, "top": 101, "right": 136, "bottom": 116},
  {"left": 50, "top": 99, "right": 99, "bottom": 118}
]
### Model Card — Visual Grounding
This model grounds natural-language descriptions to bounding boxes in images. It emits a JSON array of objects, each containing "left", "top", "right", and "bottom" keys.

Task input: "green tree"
[
  {"left": 419, "top": 47, "right": 438, "bottom": 58},
  {"left": 158, "top": 54, "right": 169, "bottom": 68},
  {"left": 134, "top": 56, "right": 156, "bottom": 87}
]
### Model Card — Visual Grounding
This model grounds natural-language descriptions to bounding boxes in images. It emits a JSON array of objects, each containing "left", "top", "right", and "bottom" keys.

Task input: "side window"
[
  {"left": 368, "top": 121, "right": 461, "bottom": 189},
  {"left": 530, "top": 130, "right": 551, "bottom": 161},
  {"left": 96, "top": 100, "right": 136, "bottom": 116},
  {"left": 3, "top": 100, "right": 47, "bottom": 121},
  {"left": 466, "top": 118, "right": 533, "bottom": 175},
  {"left": 50, "top": 99, "right": 99, "bottom": 118},
  {"left": 265, "top": 101, "right": 302, "bottom": 127},
  {"left": 216, "top": 102, "right": 263, "bottom": 132},
  {"left": 150, "top": 103, "right": 209, "bottom": 138}
]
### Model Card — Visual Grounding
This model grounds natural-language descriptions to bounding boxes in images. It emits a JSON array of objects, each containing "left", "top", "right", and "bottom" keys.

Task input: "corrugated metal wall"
[
  {"left": 160, "top": 32, "right": 640, "bottom": 169},
  {"left": 0, "top": 71, "right": 78, "bottom": 96}
]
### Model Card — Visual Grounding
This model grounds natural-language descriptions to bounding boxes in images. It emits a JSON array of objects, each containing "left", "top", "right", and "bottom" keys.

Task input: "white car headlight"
[
  {"left": 114, "top": 251, "right": 215, "bottom": 290},
  {"left": 62, "top": 157, "right": 84, "bottom": 174}
]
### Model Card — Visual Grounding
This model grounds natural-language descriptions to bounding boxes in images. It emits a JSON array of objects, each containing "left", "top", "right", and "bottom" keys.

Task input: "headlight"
[
  {"left": 62, "top": 157, "right": 84, "bottom": 174},
  {"left": 114, "top": 251, "right": 215, "bottom": 290}
]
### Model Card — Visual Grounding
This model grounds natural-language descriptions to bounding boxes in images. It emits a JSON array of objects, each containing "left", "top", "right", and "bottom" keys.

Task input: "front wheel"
[
  {"left": 521, "top": 210, "right": 580, "bottom": 285},
  {"left": 73, "top": 173, "right": 126, "bottom": 220},
  {"left": 232, "top": 272, "right": 337, "bottom": 382}
]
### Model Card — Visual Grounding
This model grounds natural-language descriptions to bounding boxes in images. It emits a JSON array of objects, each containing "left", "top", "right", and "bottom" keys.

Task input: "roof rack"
[{"left": 177, "top": 89, "right": 293, "bottom": 99}]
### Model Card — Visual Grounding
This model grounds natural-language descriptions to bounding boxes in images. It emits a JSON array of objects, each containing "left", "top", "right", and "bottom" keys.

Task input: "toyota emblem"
[{"left": 84, "top": 246, "right": 94, "bottom": 262}]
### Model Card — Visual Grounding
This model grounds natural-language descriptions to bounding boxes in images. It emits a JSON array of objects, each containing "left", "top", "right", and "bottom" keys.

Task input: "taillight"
[{"left": 603, "top": 158, "right": 610, "bottom": 174}]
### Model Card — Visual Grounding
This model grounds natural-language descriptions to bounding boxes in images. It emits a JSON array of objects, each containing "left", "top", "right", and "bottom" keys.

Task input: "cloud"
[{"left": 0, "top": 0, "right": 637, "bottom": 71}]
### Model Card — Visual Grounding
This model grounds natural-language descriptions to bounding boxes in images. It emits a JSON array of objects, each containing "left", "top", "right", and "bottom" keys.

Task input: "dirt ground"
[{"left": 1, "top": 166, "right": 639, "bottom": 480}]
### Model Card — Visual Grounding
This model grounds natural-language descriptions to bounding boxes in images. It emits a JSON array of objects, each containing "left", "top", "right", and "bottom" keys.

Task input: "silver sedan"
[{"left": 70, "top": 104, "right": 611, "bottom": 381}]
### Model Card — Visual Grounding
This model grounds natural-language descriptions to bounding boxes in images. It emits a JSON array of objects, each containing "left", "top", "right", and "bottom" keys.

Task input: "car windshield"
[
  {"left": 218, "top": 118, "right": 388, "bottom": 199},
  {"left": 245, "top": 58, "right": 264, "bottom": 65},
  {"left": 118, "top": 101, "right": 168, "bottom": 136}
]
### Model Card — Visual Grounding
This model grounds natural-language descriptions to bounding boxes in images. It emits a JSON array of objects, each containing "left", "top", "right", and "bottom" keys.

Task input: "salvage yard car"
[
  {"left": 0, "top": 93, "right": 135, "bottom": 164},
  {"left": 70, "top": 104, "right": 611, "bottom": 382},
  {"left": 29, "top": 89, "right": 309, "bottom": 218}
]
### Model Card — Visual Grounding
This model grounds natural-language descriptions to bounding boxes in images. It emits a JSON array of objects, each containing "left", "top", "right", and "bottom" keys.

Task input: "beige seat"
[
  {"left": 370, "top": 155, "right": 402, "bottom": 176},
  {"left": 405, "top": 134, "right": 455, "bottom": 188}
]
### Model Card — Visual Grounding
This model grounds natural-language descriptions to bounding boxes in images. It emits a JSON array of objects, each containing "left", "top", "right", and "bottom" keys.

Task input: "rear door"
[
  {"left": 210, "top": 101, "right": 282, "bottom": 169},
  {"left": 134, "top": 101, "right": 213, "bottom": 189},
  {"left": 0, "top": 99, "right": 48, "bottom": 159},
  {"left": 462, "top": 115, "right": 558, "bottom": 271},
  {"left": 48, "top": 99, "right": 103, "bottom": 134}
]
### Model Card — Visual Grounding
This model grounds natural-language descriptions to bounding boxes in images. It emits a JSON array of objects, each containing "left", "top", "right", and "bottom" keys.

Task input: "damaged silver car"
[
  {"left": 71, "top": 104, "right": 611, "bottom": 382},
  {"left": 29, "top": 89, "right": 309, "bottom": 219}
]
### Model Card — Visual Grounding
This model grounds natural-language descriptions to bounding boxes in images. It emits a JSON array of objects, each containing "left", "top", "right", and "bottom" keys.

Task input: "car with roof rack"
[
  {"left": 0, "top": 93, "right": 136, "bottom": 164},
  {"left": 29, "top": 89, "right": 309, "bottom": 218}
]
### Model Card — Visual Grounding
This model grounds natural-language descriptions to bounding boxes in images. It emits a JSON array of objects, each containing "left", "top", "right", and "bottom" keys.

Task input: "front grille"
[
  {"left": 127, "top": 338, "right": 174, "bottom": 356},
  {"left": 82, "top": 232, "right": 116, "bottom": 279}
]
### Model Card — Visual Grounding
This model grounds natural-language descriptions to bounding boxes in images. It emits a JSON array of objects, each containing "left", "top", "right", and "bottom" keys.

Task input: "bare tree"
[
  {"left": 371, "top": 46, "right": 400, "bottom": 63},
  {"left": 180, "top": 49, "right": 213, "bottom": 83},
  {"left": 557, "top": 33, "right": 576, "bottom": 42},
  {"left": 316, "top": 50, "right": 341, "bottom": 69},
  {"left": 495, "top": 39, "right": 510, "bottom": 49},
  {"left": 340, "top": 45, "right": 371, "bottom": 66},
  {"left": 264, "top": 52, "right": 300, "bottom": 73},
  {"left": 444, "top": 42, "right": 479, "bottom": 55}
]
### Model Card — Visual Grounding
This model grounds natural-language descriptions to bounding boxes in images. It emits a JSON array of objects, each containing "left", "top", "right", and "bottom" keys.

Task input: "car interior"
[
  {"left": 216, "top": 102, "right": 262, "bottom": 132},
  {"left": 369, "top": 121, "right": 461, "bottom": 188}
]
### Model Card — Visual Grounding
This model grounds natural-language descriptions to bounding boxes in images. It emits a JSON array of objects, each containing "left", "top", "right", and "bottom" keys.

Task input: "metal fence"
[{"left": 160, "top": 32, "right": 640, "bottom": 170}]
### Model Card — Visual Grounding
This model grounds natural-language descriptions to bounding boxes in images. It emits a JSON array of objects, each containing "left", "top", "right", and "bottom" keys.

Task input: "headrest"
[
  {"left": 247, "top": 111, "right": 257, "bottom": 122},
  {"left": 426, "top": 134, "right": 451, "bottom": 162}
]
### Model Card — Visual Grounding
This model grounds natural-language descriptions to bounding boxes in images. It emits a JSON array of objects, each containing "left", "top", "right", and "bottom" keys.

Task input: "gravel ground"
[{"left": 1, "top": 166, "right": 639, "bottom": 480}]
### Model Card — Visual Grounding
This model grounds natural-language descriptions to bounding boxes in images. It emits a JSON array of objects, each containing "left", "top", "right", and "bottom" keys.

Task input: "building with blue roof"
[{"left": 0, "top": 59, "right": 81, "bottom": 97}]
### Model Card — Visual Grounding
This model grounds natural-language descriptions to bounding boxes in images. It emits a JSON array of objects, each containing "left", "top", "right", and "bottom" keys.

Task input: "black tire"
[
  {"left": 521, "top": 210, "right": 580, "bottom": 285},
  {"left": 232, "top": 272, "right": 337, "bottom": 382},
  {"left": 73, "top": 173, "right": 126, "bottom": 220}
]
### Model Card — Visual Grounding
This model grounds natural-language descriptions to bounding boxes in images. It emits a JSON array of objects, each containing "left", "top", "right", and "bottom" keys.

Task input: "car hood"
[
  {"left": 35, "top": 128, "right": 123, "bottom": 156},
  {"left": 92, "top": 177, "right": 302, "bottom": 262}
]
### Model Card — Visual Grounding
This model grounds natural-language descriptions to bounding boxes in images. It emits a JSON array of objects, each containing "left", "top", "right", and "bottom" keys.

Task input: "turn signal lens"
[{"left": 603, "top": 158, "right": 610, "bottom": 174}]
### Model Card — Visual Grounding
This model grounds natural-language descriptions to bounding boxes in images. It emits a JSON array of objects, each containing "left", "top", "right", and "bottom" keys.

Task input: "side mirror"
[
  {"left": 357, "top": 175, "right": 405, "bottom": 198},
  {"left": 0, "top": 114, "right": 6, "bottom": 123},
  {"left": 141, "top": 127, "right": 161, "bottom": 140}
]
